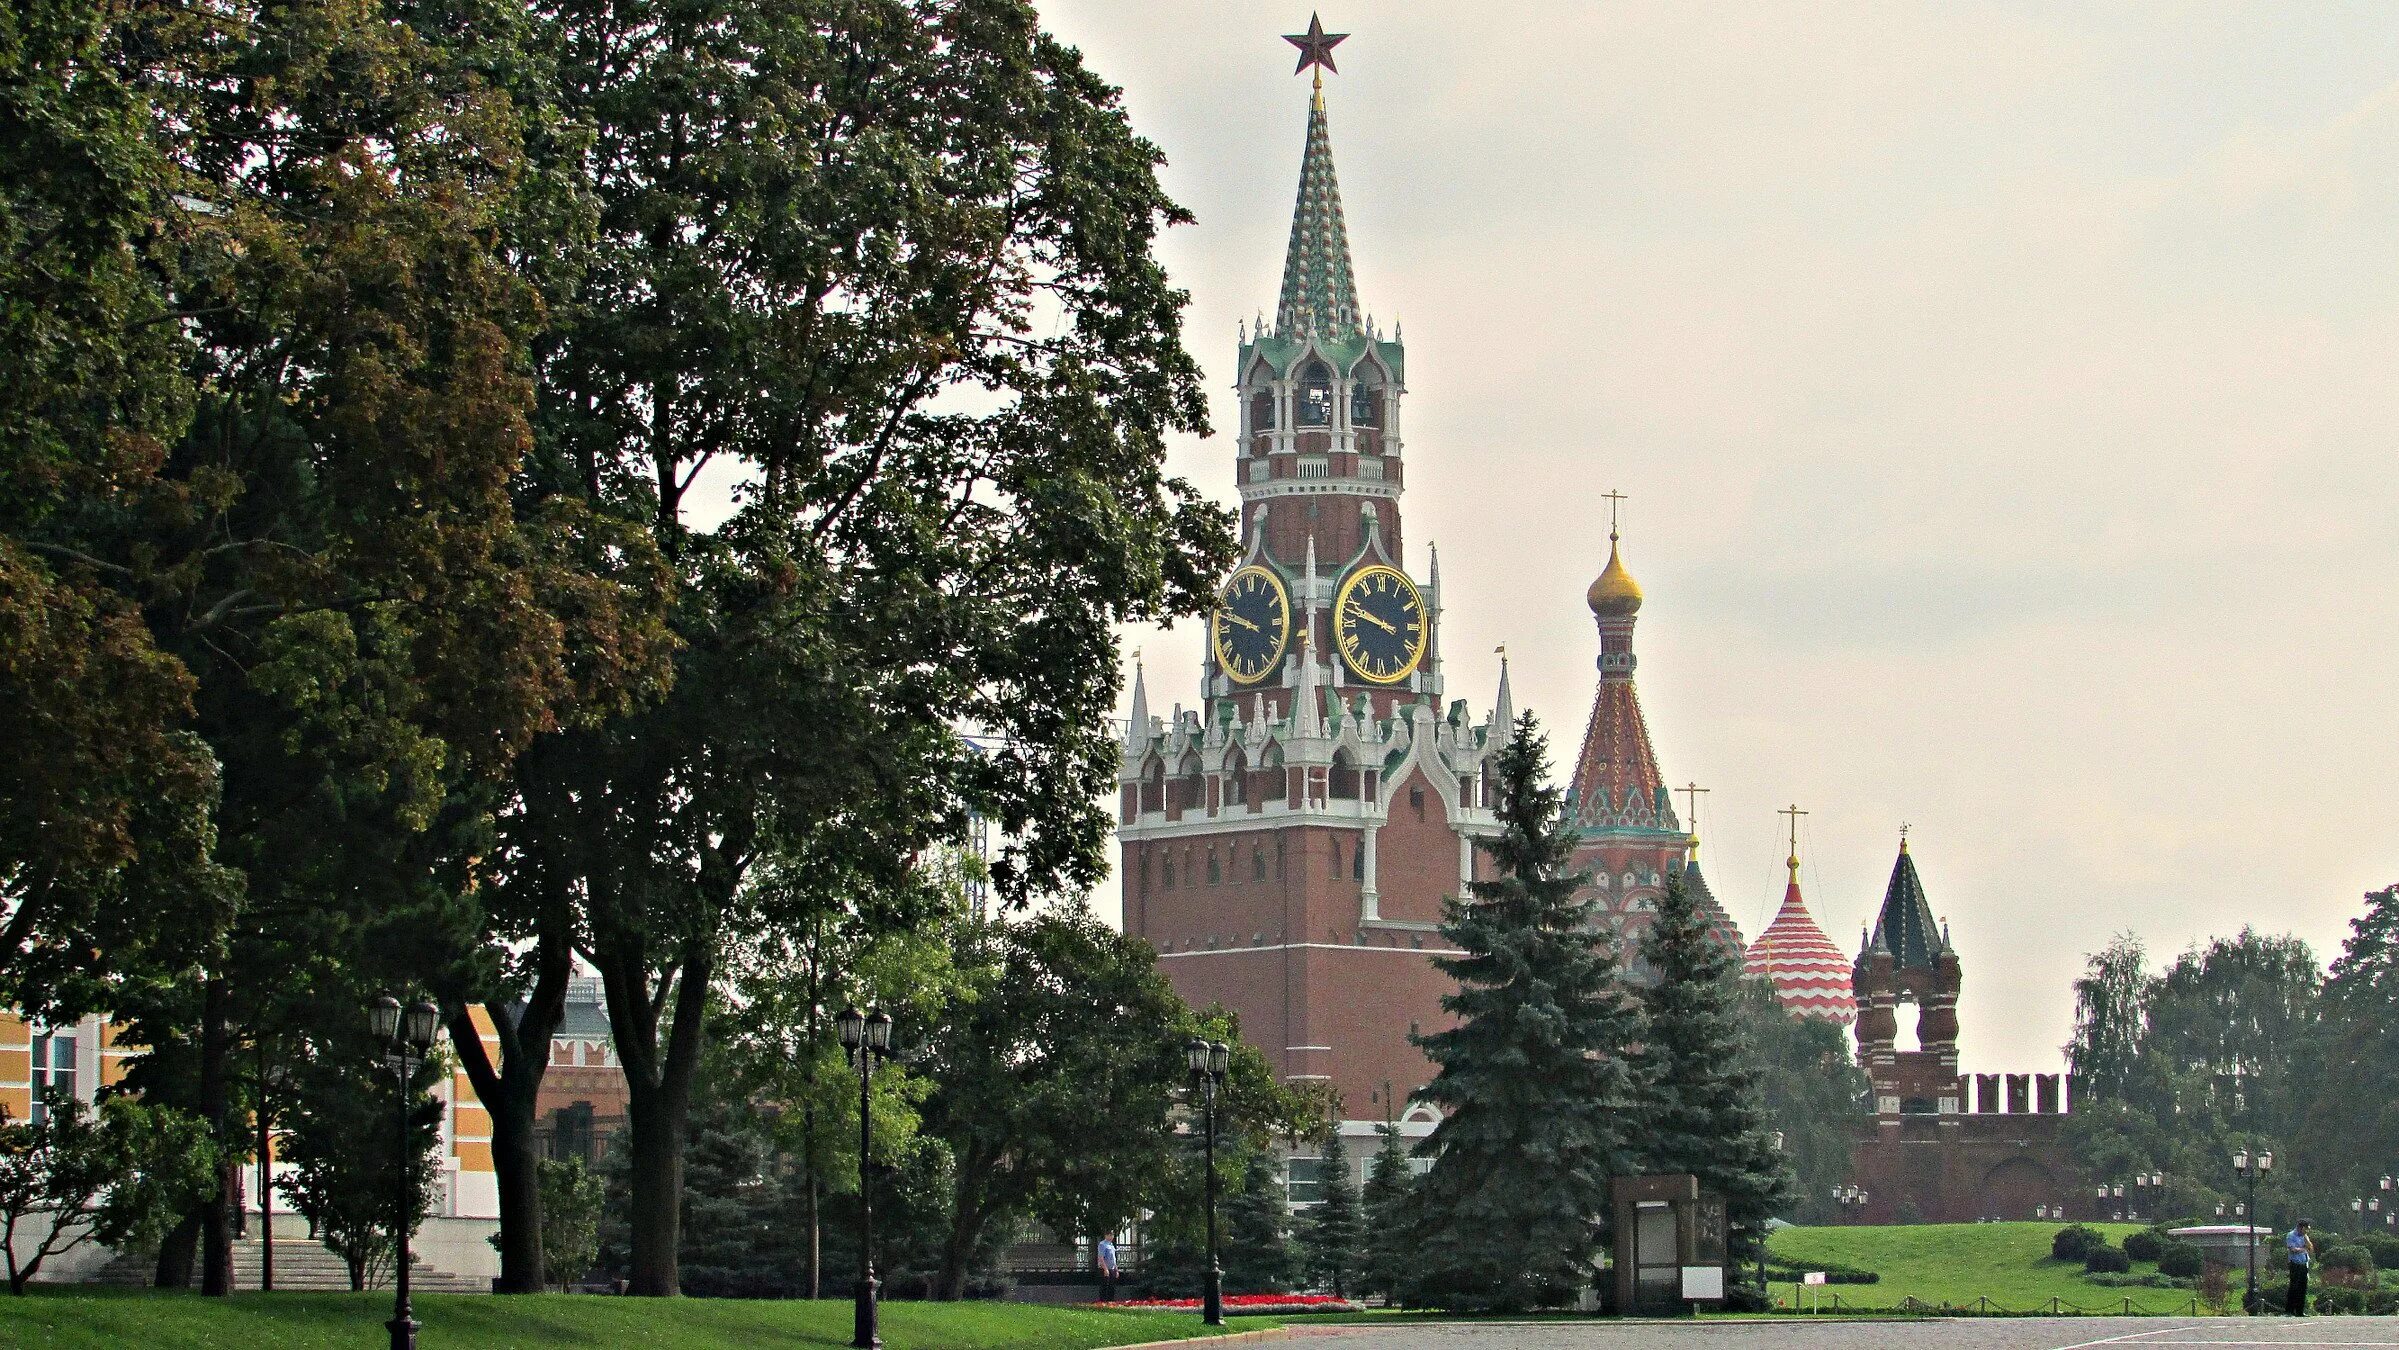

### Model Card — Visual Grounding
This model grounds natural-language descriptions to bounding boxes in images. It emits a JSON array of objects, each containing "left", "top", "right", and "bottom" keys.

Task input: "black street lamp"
[
  {"left": 838, "top": 1006, "right": 896, "bottom": 1350},
  {"left": 1186, "top": 1038, "right": 1230, "bottom": 1328},
  {"left": 2232, "top": 1147, "right": 2271, "bottom": 1315},
  {"left": 371, "top": 996, "right": 439, "bottom": 1350}
]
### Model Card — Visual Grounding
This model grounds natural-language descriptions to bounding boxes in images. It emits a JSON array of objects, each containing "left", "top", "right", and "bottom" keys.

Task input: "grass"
[
  {"left": 0, "top": 1289, "right": 1260, "bottom": 1350},
  {"left": 1766, "top": 1222, "right": 2212, "bottom": 1314}
]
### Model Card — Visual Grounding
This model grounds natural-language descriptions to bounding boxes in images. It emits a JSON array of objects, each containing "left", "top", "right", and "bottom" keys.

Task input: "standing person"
[
  {"left": 1095, "top": 1233, "right": 1119, "bottom": 1303},
  {"left": 2284, "top": 1218, "right": 2315, "bottom": 1315}
]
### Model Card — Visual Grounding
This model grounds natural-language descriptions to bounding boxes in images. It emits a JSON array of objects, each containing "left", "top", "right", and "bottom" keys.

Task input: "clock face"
[
  {"left": 1333, "top": 564, "right": 1427, "bottom": 685},
  {"left": 1210, "top": 565, "right": 1291, "bottom": 685}
]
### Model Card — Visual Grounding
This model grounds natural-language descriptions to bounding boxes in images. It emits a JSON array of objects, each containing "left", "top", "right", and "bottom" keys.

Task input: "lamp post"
[
  {"left": 371, "top": 996, "right": 438, "bottom": 1350},
  {"left": 1186, "top": 1038, "right": 1230, "bottom": 1328},
  {"left": 1760, "top": 1132, "right": 1784, "bottom": 1296},
  {"left": 2233, "top": 1147, "right": 2271, "bottom": 1315},
  {"left": 837, "top": 1006, "right": 896, "bottom": 1350},
  {"left": 1833, "top": 1185, "right": 1868, "bottom": 1223}
]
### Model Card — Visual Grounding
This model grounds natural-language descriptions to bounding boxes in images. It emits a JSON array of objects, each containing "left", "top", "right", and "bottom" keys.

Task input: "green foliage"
[
  {"left": 2159, "top": 1237, "right": 2197, "bottom": 1285},
  {"left": 1735, "top": 981, "right": 1868, "bottom": 1225},
  {"left": 0, "top": 1096, "right": 215, "bottom": 1294},
  {"left": 919, "top": 903, "right": 1317, "bottom": 1300},
  {"left": 2083, "top": 1244, "right": 2131, "bottom": 1274},
  {"left": 1407, "top": 713, "right": 1641, "bottom": 1311},
  {"left": 537, "top": 1159, "right": 603, "bottom": 1290},
  {"left": 2061, "top": 928, "right": 2324, "bottom": 1222},
  {"left": 1300, "top": 1129, "right": 1361, "bottom": 1298},
  {"left": 488, "top": 0, "right": 1237, "bottom": 1294},
  {"left": 2320, "top": 1242, "right": 2375, "bottom": 1274},
  {"left": 2051, "top": 1225, "right": 2105, "bottom": 1262},
  {"left": 675, "top": 1056, "right": 813, "bottom": 1299},
  {"left": 279, "top": 1044, "right": 444, "bottom": 1293},
  {"left": 2121, "top": 1228, "right": 2163, "bottom": 1262},
  {"left": 2304, "top": 886, "right": 2399, "bottom": 1212},
  {"left": 1357, "top": 1124, "right": 1415, "bottom": 1305},
  {"left": 1637, "top": 868, "right": 1794, "bottom": 1267},
  {"left": 1220, "top": 1152, "right": 1296, "bottom": 1294}
]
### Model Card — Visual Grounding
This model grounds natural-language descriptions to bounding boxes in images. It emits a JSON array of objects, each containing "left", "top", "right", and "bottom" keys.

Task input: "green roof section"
[
  {"left": 1869, "top": 845, "right": 1947, "bottom": 970},
  {"left": 1277, "top": 88, "right": 1362, "bottom": 340}
]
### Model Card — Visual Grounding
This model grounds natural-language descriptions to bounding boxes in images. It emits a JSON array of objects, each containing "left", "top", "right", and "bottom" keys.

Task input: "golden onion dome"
[{"left": 1586, "top": 536, "right": 1644, "bottom": 617}]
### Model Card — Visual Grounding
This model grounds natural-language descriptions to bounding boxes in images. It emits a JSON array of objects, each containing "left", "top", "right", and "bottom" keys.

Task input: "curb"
[{"left": 1139, "top": 1330, "right": 1301, "bottom": 1346}]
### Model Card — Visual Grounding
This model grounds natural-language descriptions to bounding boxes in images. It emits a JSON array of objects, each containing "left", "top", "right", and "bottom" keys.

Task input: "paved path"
[{"left": 1271, "top": 1317, "right": 2399, "bottom": 1350}]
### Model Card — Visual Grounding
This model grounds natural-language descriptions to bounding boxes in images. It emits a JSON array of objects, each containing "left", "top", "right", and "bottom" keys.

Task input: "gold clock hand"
[
  {"left": 1221, "top": 611, "right": 1261, "bottom": 633},
  {"left": 1349, "top": 607, "right": 1398, "bottom": 635}
]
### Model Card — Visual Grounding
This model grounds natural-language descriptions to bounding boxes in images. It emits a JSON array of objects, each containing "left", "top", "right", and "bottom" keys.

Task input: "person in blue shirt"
[{"left": 2284, "top": 1218, "right": 2315, "bottom": 1315}]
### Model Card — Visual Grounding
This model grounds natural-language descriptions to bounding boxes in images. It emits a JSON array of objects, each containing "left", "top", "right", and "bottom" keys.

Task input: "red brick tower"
[
  {"left": 1565, "top": 519, "right": 1744, "bottom": 961},
  {"left": 1843, "top": 834, "right": 2085, "bottom": 1222},
  {"left": 1852, "top": 833, "right": 1963, "bottom": 1117},
  {"left": 1118, "top": 54, "right": 1505, "bottom": 1128}
]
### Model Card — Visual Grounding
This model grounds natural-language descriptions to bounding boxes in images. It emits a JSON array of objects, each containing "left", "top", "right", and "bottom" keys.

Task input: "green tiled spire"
[
  {"left": 1868, "top": 840, "right": 1947, "bottom": 971},
  {"left": 1276, "top": 84, "right": 1363, "bottom": 339}
]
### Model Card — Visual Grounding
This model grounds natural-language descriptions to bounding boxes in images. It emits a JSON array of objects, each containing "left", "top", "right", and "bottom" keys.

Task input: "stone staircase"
[{"left": 90, "top": 1234, "right": 485, "bottom": 1293}]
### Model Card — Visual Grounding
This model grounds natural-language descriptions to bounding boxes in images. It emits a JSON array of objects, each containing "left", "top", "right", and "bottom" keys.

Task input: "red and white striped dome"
[{"left": 1743, "top": 862, "right": 1857, "bottom": 1025}]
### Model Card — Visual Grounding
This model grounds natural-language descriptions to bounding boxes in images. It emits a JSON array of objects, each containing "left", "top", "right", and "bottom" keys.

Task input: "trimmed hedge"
[
  {"left": 2157, "top": 1240, "right": 2204, "bottom": 1279},
  {"left": 2083, "top": 1245, "right": 2132, "bottom": 1274},
  {"left": 2321, "top": 1243, "right": 2376, "bottom": 1274},
  {"left": 2122, "top": 1229, "right": 2163, "bottom": 1262},
  {"left": 1765, "top": 1263, "right": 1879, "bottom": 1286},
  {"left": 2051, "top": 1225, "right": 2105, "bottom": 1263}
]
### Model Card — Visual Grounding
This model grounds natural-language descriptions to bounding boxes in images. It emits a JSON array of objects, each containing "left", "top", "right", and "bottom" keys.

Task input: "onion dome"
[
  {"left": 1586, "top": 533, "right": 1644, "bottom": 617},
  {"left": 1744, "top": 854, "right": 1858, "bottom": 1025}
]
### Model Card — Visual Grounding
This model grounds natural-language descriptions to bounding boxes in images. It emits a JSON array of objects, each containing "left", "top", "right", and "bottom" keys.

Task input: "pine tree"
[
  {"left": 1407, "top": 713, "right": 1645, "bottom": 1311},
  {"left": 1221, "top": 1150, "right": 1297, "bottom": 1293},
  {"left": 1637, "top": 866, "right": 1795, "bottom": 1288},
  {"left": 1359, "top": 1122, "right": 1415, "bottom": 1305},
  {"left": 1303, "top": 1128, "right": 1363, "bottom": 1297}
]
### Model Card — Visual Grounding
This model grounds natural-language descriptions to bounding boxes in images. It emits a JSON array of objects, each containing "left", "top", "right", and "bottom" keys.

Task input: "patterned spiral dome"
[{"left": 1743, "top": 861, "right": 1857, "bottom": 1025}]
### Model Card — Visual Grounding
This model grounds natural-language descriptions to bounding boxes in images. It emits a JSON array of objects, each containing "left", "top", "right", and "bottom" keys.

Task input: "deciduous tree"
[{"left": 502, "top": 0, "right": 1234, "bottom": 1294}]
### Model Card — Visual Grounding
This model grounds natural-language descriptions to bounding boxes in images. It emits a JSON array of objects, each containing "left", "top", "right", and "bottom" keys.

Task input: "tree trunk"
[
  {"left": 622, "top": 1086, "right": 685, "bottom": 1296},
  {"left": 489, "top": 1108, "right": 545, "bottom": 1291},
  {"left": 601, "top": 936, "right": 713, "bottom": 1297},
  {"left": 447, "top": 925, "right": 570, "bottom": 1294},
  {"left": 199, "top": 978, "right": 233, "bottom": 1297},
  {"left": 936, "top": 1169, "right": 990, "bottom": 1302},
  {"left": 154, "top": 1212, "right": 199, "bottom": 1288}
]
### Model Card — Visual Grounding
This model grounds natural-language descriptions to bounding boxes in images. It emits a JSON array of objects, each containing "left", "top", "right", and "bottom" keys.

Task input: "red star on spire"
[{"left": 1284, "top": 12, "right": 1347, "bottom": 76}]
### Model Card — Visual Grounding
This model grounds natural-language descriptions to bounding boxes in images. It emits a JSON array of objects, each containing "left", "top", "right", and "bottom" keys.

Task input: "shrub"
[
  {"left": 2321, "top": 1242, "right": 2376, "bottom": 1275},
  {"left": 2157, "top": 1240, "right": 2204, "bottom": 1279},
  {"left": 2051, "top": 1225, "right": 2105, "bottom": 1262},
  {"left": 2122, "top": 1229, "right": 2163, "bottom": 1262},
  {"left": 2083, "top": 1244, "right": 2132, "bottom": 1274},
  {"left": 2197, "top": 1261, "right": 2234, "bottom": 1314},
  {"left": 2314, "top": 1286, "right": 2365, "bottom": 1315},
  {"left": 2359, "top": 1233, "right": 2399, "bottom": 1270}
]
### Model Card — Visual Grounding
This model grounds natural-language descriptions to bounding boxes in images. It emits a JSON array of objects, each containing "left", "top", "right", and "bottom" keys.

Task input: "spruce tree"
[
  {"left": 1303, "top": 1128, "right": 1363, "bottom": 1297},
  {"left": 1407, "top": 713, "right": 1645, "bottom": 1311},
  {"left": 1637, "top": 867, "right": 1795, "bottom": 1288},
  {"left": 1221, "top": 1150, "right": 1297, "bottom": 1293},
  {"left": 1359, "top": 1122, "right": 1415, "bottom": 1305}
]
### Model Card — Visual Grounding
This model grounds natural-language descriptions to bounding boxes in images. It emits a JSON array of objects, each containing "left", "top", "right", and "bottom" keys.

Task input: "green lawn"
[
  {"left": 1766, "top": 1222, "right": 2210, "bottom": 1314},
  {"left": 0, "top": 1290, "right": 1255, "bottom": 1350}
]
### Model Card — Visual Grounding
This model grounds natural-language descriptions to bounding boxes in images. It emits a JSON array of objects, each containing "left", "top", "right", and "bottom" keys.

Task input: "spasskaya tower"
[{"left": 1117, "top": 18, "right": 1508, "bottom": 1138}]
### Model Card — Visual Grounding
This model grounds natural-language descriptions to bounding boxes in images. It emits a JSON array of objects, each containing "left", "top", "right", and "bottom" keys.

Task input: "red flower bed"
[{"left": 1102, "top": 1293, "right": 1357, "bottom": 1312}]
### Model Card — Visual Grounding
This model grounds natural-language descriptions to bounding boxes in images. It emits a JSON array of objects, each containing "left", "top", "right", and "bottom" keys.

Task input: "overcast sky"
[{"left": 1040, "top": 1, "right": 2399, "bottom": 1073}]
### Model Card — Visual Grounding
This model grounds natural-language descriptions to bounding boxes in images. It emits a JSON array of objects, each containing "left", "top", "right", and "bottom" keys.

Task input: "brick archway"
[{"left": 1976, "top": 1156, "right": 2059, "bottom": 1221}]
